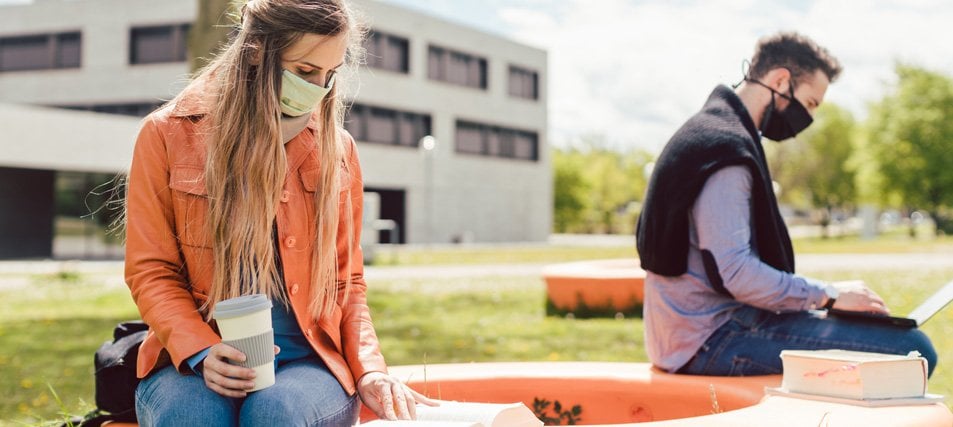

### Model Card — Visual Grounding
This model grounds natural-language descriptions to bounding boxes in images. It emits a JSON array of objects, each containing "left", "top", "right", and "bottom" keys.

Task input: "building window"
[
  {"left": 53, "top": 171, "right": 126, "bottom": 259},
  {"left": 0, "top": 31, "right": 82, "bottom": 72},
  {"left": 345, "top": 104, "right": 431, "bottom": 147},
  {"left": 129, "top": 24, "right": 190, "bottom": 65},
  {"left": 365, "top": 30, "right": 409, "bottom": 73},
  {"left": 508, "top": 65, "right": 539, "bottom": 100},
  {"left": 56, "top": 33, "right": 82, "bottom": 68},
  {"left": 428, "top": 45, "right": 487, "bottom": 89},
  {"left": 57, "top": 102, "right": 164, "bottom": 117},
  {"left": 455, "top": 120, "right": 538, "bottom": 161}
]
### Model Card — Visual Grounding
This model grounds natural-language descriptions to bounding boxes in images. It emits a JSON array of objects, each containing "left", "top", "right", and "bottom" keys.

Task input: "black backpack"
[{"left": 65, "top": 321, "right": 148, "bottom": 427}]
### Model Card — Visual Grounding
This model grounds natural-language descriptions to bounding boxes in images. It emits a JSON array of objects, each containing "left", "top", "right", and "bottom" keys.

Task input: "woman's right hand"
[{"left": 202, "top": 343, "right": 257, "bottom": 398}]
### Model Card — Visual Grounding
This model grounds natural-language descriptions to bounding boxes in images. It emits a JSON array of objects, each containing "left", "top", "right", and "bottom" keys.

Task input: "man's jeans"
[
  {"left": 678, "top": 305, "right": 937, "bottom": 376},
  {"left": 136, "top": 357, "right": 359, "bottom": 427}
]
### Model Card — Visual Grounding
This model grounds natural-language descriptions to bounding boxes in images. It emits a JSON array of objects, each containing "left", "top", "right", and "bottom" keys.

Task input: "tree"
[
  {"left": 766, "top": 104, "right": 858, "bottom": 237},
  {"left": 551, "top": 135, "right": 654, "bottom": 234},
  {"left": 553, "top": 149, "right": 590, "bottom": 233},
  {"left": 189, "top": 0, "right": 241, "bottom": 73},
  {"left": 866, "top": 65, "right": 953, "bottom": 235},
  {"left": 803, "top": 104, "right": 858, "bottom": 236}
]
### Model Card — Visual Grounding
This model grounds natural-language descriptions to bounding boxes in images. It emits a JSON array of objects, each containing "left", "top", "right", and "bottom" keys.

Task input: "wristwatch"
[{"left": 822, "top": 286, "right": 839, "bottom": 310}]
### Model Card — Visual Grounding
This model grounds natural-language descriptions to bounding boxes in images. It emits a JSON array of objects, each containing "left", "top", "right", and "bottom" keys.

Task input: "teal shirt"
[{"left": 186, "top": 297, "right": 315, "bottom": 375}]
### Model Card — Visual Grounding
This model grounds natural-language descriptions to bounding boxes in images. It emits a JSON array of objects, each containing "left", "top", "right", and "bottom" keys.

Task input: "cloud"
[
  {"left": 381, "top": 0, "right": 953, "bottom": 153},
  {"left": 497, "top": 0, "right": 953, "bottom": 152}
]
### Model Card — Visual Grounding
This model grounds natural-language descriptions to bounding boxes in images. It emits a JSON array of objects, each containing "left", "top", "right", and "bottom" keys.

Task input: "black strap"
[{"left": 701, "top": 249, "right": 734, "bottom": 299}]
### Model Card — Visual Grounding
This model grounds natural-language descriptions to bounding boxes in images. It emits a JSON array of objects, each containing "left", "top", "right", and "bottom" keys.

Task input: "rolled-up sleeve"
[{"left": 692, "top": 166, "right": 828, "bottom": 312}]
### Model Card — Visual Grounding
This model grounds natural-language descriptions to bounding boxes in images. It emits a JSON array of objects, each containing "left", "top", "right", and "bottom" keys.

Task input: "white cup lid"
[{"left": 212, "top": 294, "right": 273, "bottom": 319}]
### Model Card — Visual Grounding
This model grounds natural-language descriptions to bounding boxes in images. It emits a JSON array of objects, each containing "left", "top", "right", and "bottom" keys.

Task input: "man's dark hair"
[{"left": 748, "top": 31, "right": 842, "bottom": 84}]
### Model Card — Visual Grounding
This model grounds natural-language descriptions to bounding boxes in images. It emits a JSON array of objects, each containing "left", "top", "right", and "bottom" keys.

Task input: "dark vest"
[{"left": 636, "top": 85, "right": 794, "bottom": 289}]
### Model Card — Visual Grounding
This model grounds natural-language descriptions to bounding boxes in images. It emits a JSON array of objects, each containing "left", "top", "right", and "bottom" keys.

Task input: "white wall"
[
  {"left": 0, "top": 103, "right": 140, "bottom": 173},
  {"left": 0, "top": 0, "right": 194, "bottom": 105},
  {"left": 352, "top": 0, "right": 551, "bottom": 243},
  {"left": 0, "top": 0, "right": 552, "bottom": 243}
]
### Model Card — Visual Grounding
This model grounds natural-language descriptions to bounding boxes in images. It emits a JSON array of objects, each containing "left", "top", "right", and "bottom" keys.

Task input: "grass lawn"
[{"left": 2, "top": 238, "right": 953, "bottom": 425}]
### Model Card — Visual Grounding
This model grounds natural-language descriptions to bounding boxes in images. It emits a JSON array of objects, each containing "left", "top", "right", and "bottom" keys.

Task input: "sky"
[
  {"left": 379, "top": 0, "right": 953, "bottom": 153},
  {"left": 3, "top": 0, "right": 952, "bottom": 153}
]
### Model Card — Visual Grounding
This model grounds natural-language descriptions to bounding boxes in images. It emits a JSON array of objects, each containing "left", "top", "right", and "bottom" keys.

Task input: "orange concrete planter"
[
  {"left": 377, "top": 362, "right": 953, "bottom": 427},
  {"left": 109, "top": 362, "right": 952, "bottom": 426},
  {"left": 542, "top": 259, "right": 646, "bottom": 317}
]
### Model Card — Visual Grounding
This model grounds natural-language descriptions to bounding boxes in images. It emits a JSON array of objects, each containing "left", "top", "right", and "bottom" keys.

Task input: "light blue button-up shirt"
[{"left": 643, "top": 165, "right": 830, "bottom": 372}]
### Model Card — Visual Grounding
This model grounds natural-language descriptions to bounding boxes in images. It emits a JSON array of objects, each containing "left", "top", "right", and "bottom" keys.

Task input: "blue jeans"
[
  {"left": 136, "top": 357, "right": 359, "bottom": 427},
  {"left": 678, "top": 305, "right": 937, "bottom": 377}
]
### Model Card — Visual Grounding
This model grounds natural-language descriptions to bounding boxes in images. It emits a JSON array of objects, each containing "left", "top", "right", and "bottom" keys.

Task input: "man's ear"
[{"left": 765, "top": 67, "right": 792, "bottom": 92}]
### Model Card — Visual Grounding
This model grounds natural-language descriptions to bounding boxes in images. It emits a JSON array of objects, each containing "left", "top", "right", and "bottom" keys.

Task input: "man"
[{"left": 636, "top": 32, "right": 936, "bottom": 376}]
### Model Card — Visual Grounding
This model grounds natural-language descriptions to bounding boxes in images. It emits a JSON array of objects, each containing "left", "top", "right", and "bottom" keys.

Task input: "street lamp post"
[{"left": 420, "top": 135, "right": 437, "bottom": 244}]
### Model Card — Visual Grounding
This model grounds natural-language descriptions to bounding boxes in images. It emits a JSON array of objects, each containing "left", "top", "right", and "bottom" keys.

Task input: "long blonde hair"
[{"left": 185, "top": 0, "right": 363, "bottom": 321}]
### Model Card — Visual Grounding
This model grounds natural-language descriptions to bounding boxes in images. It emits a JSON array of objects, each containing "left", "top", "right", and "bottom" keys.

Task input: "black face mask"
[{"left": 748, "top": 78, "right": 813, "bottom": 141}]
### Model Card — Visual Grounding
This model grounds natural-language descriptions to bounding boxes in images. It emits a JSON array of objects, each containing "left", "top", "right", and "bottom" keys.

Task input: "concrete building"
[{"left": 0, "top": 0, "right": 550, "bottom": 259}]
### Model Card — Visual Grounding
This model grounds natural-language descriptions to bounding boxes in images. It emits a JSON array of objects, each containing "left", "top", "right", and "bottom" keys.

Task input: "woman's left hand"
[{"left": 357, "top": 371, "right": 438, "bottom": 420}]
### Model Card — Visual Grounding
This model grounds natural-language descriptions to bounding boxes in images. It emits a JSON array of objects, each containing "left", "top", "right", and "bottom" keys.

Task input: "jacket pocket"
[
  {"left": 299, "top": 165, "right": 352, "bottom": 196},
  {"left": 169, "top": 165, "right": 212, "bottom": 248}
]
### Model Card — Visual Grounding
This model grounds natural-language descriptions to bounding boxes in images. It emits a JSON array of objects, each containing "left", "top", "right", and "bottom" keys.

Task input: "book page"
[
  {"left": 361, "top": 421, "right": 480, "bottom": 427},
  {"left": 416, "top": 401, "right": 542, "bottom": 427}
]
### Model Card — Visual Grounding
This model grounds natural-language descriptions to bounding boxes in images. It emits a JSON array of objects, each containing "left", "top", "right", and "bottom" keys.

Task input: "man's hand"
[
  {"left": 830, "top": 280, "right": 889, "bottom": 315},
  {"left": 357, "top": 372, "right": 438, "bottom": 420}
]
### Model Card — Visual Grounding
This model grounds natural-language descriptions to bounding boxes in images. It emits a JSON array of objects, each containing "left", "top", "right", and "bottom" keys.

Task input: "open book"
[
  {"left": 779, "top": 349, "right": 929, "bottom": 401},
  {"left": 361, "top": 401, "right": 543, "bottom": 427}
]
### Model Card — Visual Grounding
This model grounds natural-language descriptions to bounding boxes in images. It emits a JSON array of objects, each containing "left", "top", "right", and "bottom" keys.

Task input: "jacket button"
[
  {"left": 290, "top": 283, "right": 299, "bottom": 295},
  {"left": 285, "top": 236, "right": 296, "bottom": 248},
  {"left": 280, "top": 190, "right": 290, "bottom": 203}
]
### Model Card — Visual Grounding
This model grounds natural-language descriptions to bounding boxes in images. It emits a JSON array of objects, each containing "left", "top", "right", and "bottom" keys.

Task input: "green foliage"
[
  {"left": 802, "top": 104, "right": 858, "bottom": 210},
  {"left": 189, "top": 0, "right": 241, "bottom": 72},
  {"left": 553, "top": 150, "right": 590, "bottom": 233},
  {"left": 766, "top": 103, "right": 858, "bottom": 228},
  {"left": 866, "top": 64, "right": 953, "bottom": 233},
  {"left": 551, "top": 135, "right": 654, "bottom": 234},
  {"left": 532, "top": 397, "right": 583, "bottom": 425}
]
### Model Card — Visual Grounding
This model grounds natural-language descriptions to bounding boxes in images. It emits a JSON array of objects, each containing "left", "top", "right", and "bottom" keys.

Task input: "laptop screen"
[{"left": 908, "top": 279, "right": 953, "bottom": 325}]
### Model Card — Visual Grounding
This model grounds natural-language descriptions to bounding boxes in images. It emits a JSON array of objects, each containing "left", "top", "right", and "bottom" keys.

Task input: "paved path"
[{"left": 2, "top": 253, "right": 953, "bottom": 291}]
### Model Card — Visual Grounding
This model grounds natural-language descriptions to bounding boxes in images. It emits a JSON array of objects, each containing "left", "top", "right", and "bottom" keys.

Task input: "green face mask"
[{"left": 279, "top": 69, "right": 333, "bottom": 117}]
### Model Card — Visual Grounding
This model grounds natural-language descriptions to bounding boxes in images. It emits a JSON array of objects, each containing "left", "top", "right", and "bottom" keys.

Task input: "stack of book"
[{"left": 767, "top": 349, "right": 943, "bottom": 407}]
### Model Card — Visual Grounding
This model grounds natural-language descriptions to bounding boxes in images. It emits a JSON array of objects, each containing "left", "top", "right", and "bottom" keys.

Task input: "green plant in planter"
[
  {"left": 545, "top": 292, "right": 643, "bottom": 319},
  {"left": 532, "top": 397, "right": 582, "bottom": 425}
]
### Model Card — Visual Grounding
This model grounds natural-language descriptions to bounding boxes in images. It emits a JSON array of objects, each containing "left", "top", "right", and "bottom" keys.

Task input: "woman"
[{"left": 124, "top": 0, "right": 431, "bottom": 425}]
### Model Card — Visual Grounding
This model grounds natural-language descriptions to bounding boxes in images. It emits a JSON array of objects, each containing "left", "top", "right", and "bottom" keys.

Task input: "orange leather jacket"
[{"left": 124, "top": 82, "right": 387, "bottom": 395}]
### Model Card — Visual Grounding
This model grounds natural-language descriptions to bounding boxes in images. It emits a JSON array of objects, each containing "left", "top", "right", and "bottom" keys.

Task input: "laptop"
[{"left": 826, "top": 279, "right": 953, "bottom": 328}]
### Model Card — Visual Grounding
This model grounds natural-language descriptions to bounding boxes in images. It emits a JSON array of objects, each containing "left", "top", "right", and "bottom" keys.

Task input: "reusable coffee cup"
[{"left": 212, "top": 294, "right": 275, "bottom": 391}]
